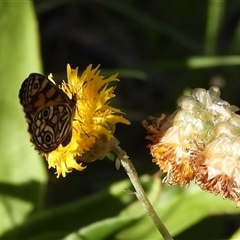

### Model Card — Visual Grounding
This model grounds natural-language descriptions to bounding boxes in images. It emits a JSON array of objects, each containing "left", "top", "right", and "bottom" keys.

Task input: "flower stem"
[
  {"left": 120, "top": 157, "right": 174, "bottom": 240},
  {"left": 111, "top": 141, "right": 173, "bottom": 239}
]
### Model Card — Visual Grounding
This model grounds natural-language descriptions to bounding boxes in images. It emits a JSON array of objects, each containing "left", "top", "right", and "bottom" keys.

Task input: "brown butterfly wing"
[{"left": 19, "top": 73, "right": 76, "bottom": 153}]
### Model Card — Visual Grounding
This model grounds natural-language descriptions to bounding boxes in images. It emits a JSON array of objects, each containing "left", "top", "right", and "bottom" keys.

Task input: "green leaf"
[
  {"left": 5, "top": 173, "right": 238, "bottom": 240},
  {"left": 92, "top": 182, "right": 240, "bottom": 240},
  {"left": 204, "top": 0, "right": 225, "bottom": 55},
  {"left": 0, "top": 175, "right": 158, "bottom": 239},
  {"left": 65, "top": 179, "right": 240, "bottom": 240},
  {"left": 0, "top": 1, "right": 47, "bottom": 236},
  {"left": 230, "top": 228, "right": 240, "bottom": 240}
]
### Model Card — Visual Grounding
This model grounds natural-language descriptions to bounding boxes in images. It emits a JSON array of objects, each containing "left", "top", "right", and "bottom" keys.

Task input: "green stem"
[
  {"left": 112, "top": 140, "right": 173, "bottom": 239},
  {"left": 120, "top": 156, "right": 174, "bottom": 240}
]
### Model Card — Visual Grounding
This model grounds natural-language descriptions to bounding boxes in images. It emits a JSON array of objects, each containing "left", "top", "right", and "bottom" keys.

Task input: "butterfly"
[{"left": 19, "top": 73, "right": 76, "bottom": 154}]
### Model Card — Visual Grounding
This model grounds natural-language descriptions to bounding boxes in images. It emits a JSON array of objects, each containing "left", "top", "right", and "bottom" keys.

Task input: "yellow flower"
[
  {"left": 143, "top": 86, "right": 240, "bottom": 206},
  {"left": 45, "top": 64, "right": 130, "bottom": 177}
]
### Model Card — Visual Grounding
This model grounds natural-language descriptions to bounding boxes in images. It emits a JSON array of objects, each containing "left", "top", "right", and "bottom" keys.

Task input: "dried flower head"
[{"left": 143, "top": 86, "right": 240, "bottom": 206}]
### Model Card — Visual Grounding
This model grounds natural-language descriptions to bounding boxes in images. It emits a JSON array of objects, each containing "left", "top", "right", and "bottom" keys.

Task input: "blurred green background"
[{"left": 1, "top": 1, "right": 240, "bottom": 239}]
